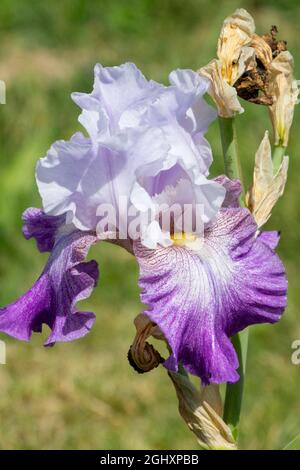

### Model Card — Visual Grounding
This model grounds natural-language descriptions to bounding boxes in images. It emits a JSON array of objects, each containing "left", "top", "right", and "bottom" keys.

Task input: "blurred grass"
[{"left": 0, "top": 0, "right": 300, "bottom": 450}]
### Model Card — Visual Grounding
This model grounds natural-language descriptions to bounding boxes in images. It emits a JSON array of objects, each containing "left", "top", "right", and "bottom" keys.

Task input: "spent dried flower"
[
  {"left": 128, "top": 314, "right": 165, "bottom": 374},
  {"left": 199, "top": 9, "right": 255, "bottom": 117},
  {"left": 199, "top": 9, "right": 295, "bottom": 116}
]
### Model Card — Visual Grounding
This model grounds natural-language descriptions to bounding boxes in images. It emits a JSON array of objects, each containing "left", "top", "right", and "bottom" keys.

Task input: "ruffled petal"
[
  {"left": 36, "top": 127, "right": 172, "bottom": 231},
  {"left": 0, "top": 212, "right": 99, "bottom": 344},
  {"left": 134, "top": 208, "right": 287, "bottom": 384},
  {"left": 37, "top": 63, "right": 222, "bottom": 237},
  {"left": 22, "top": 207, "right": 65, "bottom": 252},
  {"left": 169, "top": 69, "right": 217, "bottom": 134},
  {"left": 72, "top": 62, "right": 162, "bottom": 137},
  {"left": 258, "top": 230, "right": 280, "bottom": 250}
]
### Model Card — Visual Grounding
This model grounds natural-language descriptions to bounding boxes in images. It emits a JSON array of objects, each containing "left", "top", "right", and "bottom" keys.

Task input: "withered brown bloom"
[
  {"left": 128, "top": 314, "right": 165, "bottom": 373},
  {"left": 199, "top": 8, "right": 255, "bottom": 117},
  {"left": 234, "top": 25, "right": 288, "bottom": 106},
  {"left": 199, "top": 8, "right": 297, "bottom": 124}
]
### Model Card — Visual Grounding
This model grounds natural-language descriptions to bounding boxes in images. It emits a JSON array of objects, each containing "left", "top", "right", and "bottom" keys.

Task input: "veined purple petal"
[
  {"left": 258, "top": 231, "right": 280, "bottom": 250},
  {"left": 214, "top": 175, "right": 242, "bottom": 208},
  {"left": 22, "top": 207, "right": 65, "bottom": 252},
  {"left": 0, "top": 222, "right": 99, "bottom": 344},
  {"left": 134, "top": 208, "right": 287, "bottom": 384}
]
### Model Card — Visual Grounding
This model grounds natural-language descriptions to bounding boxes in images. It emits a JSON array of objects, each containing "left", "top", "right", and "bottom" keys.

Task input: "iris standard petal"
[{"left": 37, "top": 63, "right": 222, "bottom": 236}]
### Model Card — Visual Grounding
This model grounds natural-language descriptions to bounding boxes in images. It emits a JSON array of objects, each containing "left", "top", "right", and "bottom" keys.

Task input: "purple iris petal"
[
  {"left": 214, "top": 175, "right": 242, "bottom": 208},
  {"left": 258, "top": 231, "right": 281, "bottom": 250},
  {"left": 134, "top": 208, "right": 287, "bottom": 384},
  {"left": 22, "top": 207, "right": 65, "bottom": 252},
  {"left": 0, "top": 210, "right": 99, "bottom": 345}
]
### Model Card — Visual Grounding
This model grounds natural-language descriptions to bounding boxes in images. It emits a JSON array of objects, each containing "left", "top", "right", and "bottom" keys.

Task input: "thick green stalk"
[
  {"left": 218, "top": 117, "right": 244, "bottom": 188},
  {"left": 272, "top": 145, "right": 286, "bottom": 174},
  {"left": 218, "top": 116, "right": 248, "bottom": 441},
  {"left": 223, "top": 330, "right": 248, "bottom": 440}
]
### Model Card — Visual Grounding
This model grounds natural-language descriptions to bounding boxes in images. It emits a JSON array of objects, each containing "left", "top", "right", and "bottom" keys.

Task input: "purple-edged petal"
[
  {"left": 22, "top": 207, "right": 65, "bottom": 252},
  {"left": 258, "top": 231, "right": 280, "bottom": 250},
  {"left": 0, "top": 228, "right": 99, "bottom": 345},
  {"left": 214, "top": 175, "right": 242, "bottom": 208},
  {"left": 134, "top": 208, "right": 287, "bottom": 384}
]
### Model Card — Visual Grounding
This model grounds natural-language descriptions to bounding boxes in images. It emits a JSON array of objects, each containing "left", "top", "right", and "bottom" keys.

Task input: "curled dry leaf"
[{"left": 128, "top": 313, "right": 164, "bottom": 373}]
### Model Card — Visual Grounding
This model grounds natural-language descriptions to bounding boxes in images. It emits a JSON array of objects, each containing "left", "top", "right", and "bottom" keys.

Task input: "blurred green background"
[{"left": 0, "top": 0, "right": 299, "bottom": 450}]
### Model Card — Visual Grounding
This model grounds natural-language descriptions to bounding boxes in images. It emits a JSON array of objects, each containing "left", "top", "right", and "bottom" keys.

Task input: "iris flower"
[{"left": 0, "top": 63, "right": 287, "bottom": 384}]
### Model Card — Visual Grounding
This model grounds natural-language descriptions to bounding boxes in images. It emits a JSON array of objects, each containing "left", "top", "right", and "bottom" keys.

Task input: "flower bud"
[
  {"left": 246, "top": 131, "right": 288, "bottom": 227},
  {"left": 268, "top": 51, "right": 299, "bottom": 147},
  {"left": 168, "top": 370, "right": 236, "bottom": 450}
]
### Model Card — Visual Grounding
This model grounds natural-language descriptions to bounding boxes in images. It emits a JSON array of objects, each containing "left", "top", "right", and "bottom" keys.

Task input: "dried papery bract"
[
  {"left": 128, "top": 314, "right": 237, "bottom": 450},
  {"left": 268, "top": 51, "right": 299, "bottom": 147},
  {"left": 168, "top": 371, "right": 237, "bottom": 450},
  {"left": 246, "top": 131, "right": 288, "bottom": 228}
]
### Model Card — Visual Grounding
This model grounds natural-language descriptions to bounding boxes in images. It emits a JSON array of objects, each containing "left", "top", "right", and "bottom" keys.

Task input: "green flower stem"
[
  {"left": 223, "top": 330, "right": 249, "bottom": 440},
  {"left": 218, "top": 115, "right": 248, "bottom": 441},
  {"left": 218, "top": 117, "right": 244, "bottom": 189},
  {"left": 273, "top": 145, "right": 286, "bottom": 174}
]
